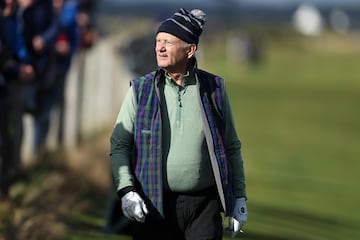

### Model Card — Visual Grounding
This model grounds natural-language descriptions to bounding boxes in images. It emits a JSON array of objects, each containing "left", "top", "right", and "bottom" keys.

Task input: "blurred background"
[{"left": 1, "top": 0, "right": 360, "bottom": 239}]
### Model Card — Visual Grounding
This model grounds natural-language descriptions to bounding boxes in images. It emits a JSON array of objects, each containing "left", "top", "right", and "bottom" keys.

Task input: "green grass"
[{"left": 201, "top": 33, "right": 360, "bottom": 239}]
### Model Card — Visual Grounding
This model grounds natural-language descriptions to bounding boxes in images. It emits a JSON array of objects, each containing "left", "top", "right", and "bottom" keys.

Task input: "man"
[{"left": 110, "top": 8, "right": 248, "bottom": 240}]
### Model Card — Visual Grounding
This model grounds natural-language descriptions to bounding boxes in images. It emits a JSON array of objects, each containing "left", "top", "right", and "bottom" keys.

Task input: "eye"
[
  {"left": 165, "top": 40, "right": 175, "bottom": 46},
  {"left": 155, "top": 39, "right": 176, "bottom": 47}
]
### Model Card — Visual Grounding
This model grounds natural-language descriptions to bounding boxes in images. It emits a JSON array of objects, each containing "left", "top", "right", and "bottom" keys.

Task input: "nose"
[{"left": 156, "top": 43, "right": 166, "bottom": 52}]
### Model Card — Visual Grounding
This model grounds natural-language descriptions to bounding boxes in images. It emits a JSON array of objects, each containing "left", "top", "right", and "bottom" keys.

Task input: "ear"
[{"left": 187, "top": 44, "right": 197, "bottom": 59}]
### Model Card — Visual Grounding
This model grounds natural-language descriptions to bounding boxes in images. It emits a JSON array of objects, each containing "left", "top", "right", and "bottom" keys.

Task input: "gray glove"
[
  {"left": 121, "top": 191, "right": 149, "bottom": 222},
  {"left": 229, "top": 197, "right": 248, "bottom": 237}
]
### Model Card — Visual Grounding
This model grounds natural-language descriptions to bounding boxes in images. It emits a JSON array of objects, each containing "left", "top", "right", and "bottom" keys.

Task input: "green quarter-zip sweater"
[{"left": 110, "top": 59, "right": 246, "bottom": 216}]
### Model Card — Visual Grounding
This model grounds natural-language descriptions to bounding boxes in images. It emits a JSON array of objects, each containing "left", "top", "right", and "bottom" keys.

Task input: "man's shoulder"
[
  {"left": 131, "top": 71, "right": 157, "bottom": 89},
  {"left": 133, "top": 71, "right": 157, "bottom": 81},
  {"left": 197, "top": 69, "right": 223, "bottom": 80},
  {"left": 197, "top": 69, "right": 225, "bottom": 89}
]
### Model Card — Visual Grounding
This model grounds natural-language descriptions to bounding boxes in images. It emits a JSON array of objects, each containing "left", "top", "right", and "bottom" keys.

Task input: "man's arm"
[
  {"left": 110, "top": 86, "right": 149, "bottom": 222},
  {"left": 222, "top": 86, "right": 248, "bottom": 237},
  {"left": 110, "top": 87, "right": 137, "bottom": 198},
  {"left": 222, "top": 88, "right": 247, "bottom": 199}
]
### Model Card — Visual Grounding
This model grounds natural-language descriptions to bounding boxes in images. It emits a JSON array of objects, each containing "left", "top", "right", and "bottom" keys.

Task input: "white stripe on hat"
[
  {"left": 169, "top": 18, "right": 196, "bottom": 37},
  {"left": 174, "top": 9, "right": 204, "bottom": 30}
]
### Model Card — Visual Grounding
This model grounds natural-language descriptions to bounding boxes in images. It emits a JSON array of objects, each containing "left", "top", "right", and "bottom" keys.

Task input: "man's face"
[{"left": 155, "top": 32, "right": 191, "bottom": 72}]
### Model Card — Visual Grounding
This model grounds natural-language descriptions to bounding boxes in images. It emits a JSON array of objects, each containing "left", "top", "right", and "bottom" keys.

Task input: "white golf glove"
[
  {"left": 229, "top": 197, "right": 247, "bottom": 238},
  {"left": 121, "top": 191, "right": 149, "bottom": 222}
]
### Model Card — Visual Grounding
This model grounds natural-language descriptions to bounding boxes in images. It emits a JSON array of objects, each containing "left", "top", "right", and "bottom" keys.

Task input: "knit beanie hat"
[{"left": 156, "top": 8, "right": 206, "bottom": 45}]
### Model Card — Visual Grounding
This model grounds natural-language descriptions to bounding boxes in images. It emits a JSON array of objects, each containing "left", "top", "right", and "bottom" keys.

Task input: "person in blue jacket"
[
  {"left": 48, "top": 0, "right": 81, "bottom": 145},
  {"left": 0, "top": 0, "right": 34, "bottom": 198},
  {"left": 19, "top": 0, "right": 60, "bottom": 154}
]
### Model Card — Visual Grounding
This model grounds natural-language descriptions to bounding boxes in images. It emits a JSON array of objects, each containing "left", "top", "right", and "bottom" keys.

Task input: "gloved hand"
[
  {"left": 121, "top": 191, "right": 149, "bottom": 222},
  {"left": 229, "top": 197, "right": 247, "bottom": 238}
]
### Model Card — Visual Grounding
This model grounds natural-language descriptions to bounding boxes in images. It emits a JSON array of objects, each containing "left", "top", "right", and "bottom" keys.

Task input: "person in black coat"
[
  {"left": 0, "top": 0, "right": 34, "bottom": 198},
  {"left": 20, "top": 0, "right": 60, "bottom": 154}
]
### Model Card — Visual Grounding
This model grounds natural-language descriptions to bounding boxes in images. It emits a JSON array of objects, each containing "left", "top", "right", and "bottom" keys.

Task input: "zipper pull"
[{"left": 178, "top": 87, "right": 182, "bottom": 107}]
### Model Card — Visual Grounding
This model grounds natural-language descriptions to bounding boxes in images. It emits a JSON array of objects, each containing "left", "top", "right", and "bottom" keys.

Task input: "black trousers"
[
  {"left": 0, "top": 82, "right": 24, "bottom": 195},
  {"left": 132, "top": 187, "right": 223, "bottom": 240}
]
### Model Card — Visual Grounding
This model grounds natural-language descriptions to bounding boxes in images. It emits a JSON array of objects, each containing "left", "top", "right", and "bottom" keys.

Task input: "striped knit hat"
[{"left": 156, "top": 8, "right": 206, "bottom": 45}]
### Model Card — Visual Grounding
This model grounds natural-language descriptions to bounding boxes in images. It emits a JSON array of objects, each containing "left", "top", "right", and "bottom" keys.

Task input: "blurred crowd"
[{"left": 0, "top": 0, "right": 97, "bottom": 198}]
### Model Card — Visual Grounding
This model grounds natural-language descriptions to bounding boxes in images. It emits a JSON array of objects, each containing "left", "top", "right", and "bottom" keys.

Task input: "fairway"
[{"left": 202, "top": 33, "right": 360, "bottom": 240}]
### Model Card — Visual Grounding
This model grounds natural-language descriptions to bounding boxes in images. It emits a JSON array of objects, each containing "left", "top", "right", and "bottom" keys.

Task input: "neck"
[
  {"left": 168, "top": 72, "right": 183, "bottom": 85},
  {"left": 164, "top": 60, "right": 190, "bottom": 85}
]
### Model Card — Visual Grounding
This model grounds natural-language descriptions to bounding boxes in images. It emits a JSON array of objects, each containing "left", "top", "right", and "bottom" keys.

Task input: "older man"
[{"left": 110, "top": 8, "right": 248, "bottom": 240}]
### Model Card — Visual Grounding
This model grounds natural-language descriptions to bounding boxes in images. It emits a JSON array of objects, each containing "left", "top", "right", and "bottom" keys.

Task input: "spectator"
[
  {"left": 19, "top": 0, "right": 60, "bottom": 154},
  {"left": 0, "top": 0, "right": 34, "bottom": 198},
  {"left": 76, "top": 0, "right": 97, "bottom": 51},
  {"left": 47, "top": 0, "right": 81, "bottom": 146}
]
